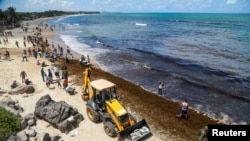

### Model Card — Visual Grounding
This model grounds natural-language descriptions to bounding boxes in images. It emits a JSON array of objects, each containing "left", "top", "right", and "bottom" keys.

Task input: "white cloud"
[
  {"left": 47, "top": 0, "right": 73, "bottom": 6},
  {"left": 49, "top": 0, "right": 56, "bottom": 4},
  {"left": 60, "top": 0, "right": 74, "bottom": 7},
  {"left": 226, "top": 0, "right": 237, "bottom": 4},
  {"left": 28, "top": 0, "right": 46, "bottom": 6}
]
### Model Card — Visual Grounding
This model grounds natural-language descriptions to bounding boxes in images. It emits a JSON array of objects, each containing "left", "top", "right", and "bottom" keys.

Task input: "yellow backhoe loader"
[{"left": 81, "top": 66, "right": 151, "bottom": 141}]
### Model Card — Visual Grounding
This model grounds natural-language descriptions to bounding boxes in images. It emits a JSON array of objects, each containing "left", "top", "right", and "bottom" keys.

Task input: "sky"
[{"left": 0, "top": 0, "right": 249, "bottom": 13}]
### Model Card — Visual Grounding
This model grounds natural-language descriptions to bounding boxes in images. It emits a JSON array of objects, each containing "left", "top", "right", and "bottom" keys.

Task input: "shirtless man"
[{"left": 179, "top": 99, "right": 188, "bottom": 119}]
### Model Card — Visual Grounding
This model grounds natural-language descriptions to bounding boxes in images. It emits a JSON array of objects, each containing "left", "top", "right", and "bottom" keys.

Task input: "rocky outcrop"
[
  {"left": 8, "top": 84, "right": 35, "bottom": 95},
  {"left": 21, "top": 113, "right": 37, "bottom": 129},
  {"left": 7, "top": 130, "right": 61, "bottom": 141},
  {"left": 34, "top": 94, "right": 84, "bottom": 133},
  {"left": 0, "top": 95, "right": 23, "bottom": 117}
]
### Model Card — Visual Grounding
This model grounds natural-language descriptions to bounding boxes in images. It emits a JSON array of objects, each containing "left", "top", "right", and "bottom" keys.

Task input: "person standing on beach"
[
  {"left": 60, "top": 46, "right": 63, "bottom": 56},
  {"left": 66, "top": 46, "right": 70, "bottom": 54},
  {"left": 158, "top": 82, "right": 164, "bottom": 95},
  {"left": 56, "top": 75, "right": 62, "bottom": 88},
  {"left": 62, "top": 69, "right": 68, "bottom": 79},
  {"left": 33, "top": 49, "right": 37, "bottom": 59},
  {"left": 22, "top": 49, "right": 28, "bottom": 61},
  {"left": 65, "top": 54, "right": 69, "bottom": 64},
  {"left": 47, "top": 69, "right": 53, "bottom": 83},
  {"left": 28, "top": 48, "right": 32, "bottom": 57},
  {"left": 53, "top": 65, "right": 59, "bottom": 77},
  {"left": 15, "top": 40, "right": 19, "bottom": 48},
  {"left": 41, "top": 67, "right": 45, "bottom": 82},
  {"left": 87, "top": 55, "right": 90, "bottom": 63},
  {"left": 20, "top": 70, "right": 27, "bottom": 83},
  {"left": 5, "top": 50, "right": 10, "bottom": 60},
  {"left": 23, "top": 41, "right": 26, "bottom": 48},
  {"left": 45, "top": 74, "right": 50, "bottom": 88},
  {"left": 61, "top": 63, "right": 67, "bottom": 70},
  {"left": 79, "top": 55, "right": 85, "bottom": 67},
  {"left": 178, "top": 99, "right": 189, "bottom": 119},
  {"left": 63, "top": 78, "right": 68, "bottom": 89},
  {"left": 70, "top": 53, "right": 74, "bottom": 63}
]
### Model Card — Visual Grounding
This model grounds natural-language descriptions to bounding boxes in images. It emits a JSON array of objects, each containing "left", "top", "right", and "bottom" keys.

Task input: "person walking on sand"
[
  {"left": 56, "top": 75, "right": 62, "bottom": 88},
  {"left": 15, "top": 40, "right": 19, "bottom": 48},
  {"left": 45, "top": 74, "right": 50, "bottom": 88},
  {"left": 158, "top": 82, "right": 164, "bottom": 95},
  {"left": 20, "top": 70, "right": 27, "bottom": 83},
  {"left": 41, "top": 67, "right": 45, "bottom": 82}
]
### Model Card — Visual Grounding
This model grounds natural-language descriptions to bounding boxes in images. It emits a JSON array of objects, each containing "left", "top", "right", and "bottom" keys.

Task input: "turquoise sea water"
[{"left": 45, "top": 13, "right": 250, "bottom": 124}]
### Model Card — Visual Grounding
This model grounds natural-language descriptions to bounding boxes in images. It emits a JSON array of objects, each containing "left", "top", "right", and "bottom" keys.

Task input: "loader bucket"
[{"left": 119, "top": 119, "right": 151, "bottom": 141}]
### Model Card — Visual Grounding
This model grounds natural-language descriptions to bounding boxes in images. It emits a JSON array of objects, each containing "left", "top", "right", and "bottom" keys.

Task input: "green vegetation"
[
  {"left": 0, "top": 7, "right": 20, "bottom": 29},
  {"left": 0, "top": 107, "right": 22, "bottom": 141},
  {"left": 0, "top": 6, "right": 100, "bottom": 29}
]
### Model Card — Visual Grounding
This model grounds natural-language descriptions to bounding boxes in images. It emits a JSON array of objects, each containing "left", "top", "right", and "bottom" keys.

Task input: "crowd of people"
[{"left": 1, "top": 21, "right": 90, "bottom": 97}]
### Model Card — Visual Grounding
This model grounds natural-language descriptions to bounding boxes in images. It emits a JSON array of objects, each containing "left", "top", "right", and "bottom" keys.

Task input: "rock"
[
  {"left": 21, "top": 119, "right": 28, "bottom": 129},
  {"left": 0, "top": 97, "right": 23, "bottom": 117},
  {"left": 24, "top": 113, "right": 35, "bottom": 121},
  {"left": 27, "top": 118, "right": 36, "bottom": 126},
  {"left": 36, "top": 133, "right": 51, "bottom": 141},
  {"left": 26, "top": 86, "right": 35, "bottom": 94},
  {"left": 8, "top": 84, "right": 35, "bottom": 95},
  {"left": 34, "top": 94, "right": 84, "bottom": 133},
  {"left": 22, "top": 113, "right": 37, "bottom": 128},
  {"left": 6, "top": 135, "right": 20, "bottom": 141},
  {"left": 50, "top": 135, "right": 61, "bottom": 141},
  {"left": 25, "top": 127, "right": 37, "bottom": 137},
  {"left": 17, "top": 131, "right": 28, "bottom": 141},
  {"left": 0, "top": 96, "right": 15, "bottom": 105}
]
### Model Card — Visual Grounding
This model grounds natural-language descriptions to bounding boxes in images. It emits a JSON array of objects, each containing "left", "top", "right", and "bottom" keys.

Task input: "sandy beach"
[{"left": 0, "top": 17, "right": 221, "bottom": 141}]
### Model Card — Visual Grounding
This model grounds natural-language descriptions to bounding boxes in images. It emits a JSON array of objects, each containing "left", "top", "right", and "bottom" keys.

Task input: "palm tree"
[
  {"left": 5, "top": 7, "right": 20, "bottom": 27},
  {"left": 0, "top": 9, "right": 4, "bottom": 20}
]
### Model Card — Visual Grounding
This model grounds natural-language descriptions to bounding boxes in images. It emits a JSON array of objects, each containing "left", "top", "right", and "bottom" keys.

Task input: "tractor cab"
[{"left": 89, "top": 79, "right": 120, "bottom": 110}]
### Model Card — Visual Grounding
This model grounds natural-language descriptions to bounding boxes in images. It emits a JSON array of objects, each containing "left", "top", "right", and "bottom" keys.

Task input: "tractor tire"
[
  {"left": 129, "top": 113, "right": 137, "bottom": 123},
  {"left": 104, "top": 122, "right": 117, "bottom": 137},
  {"left": 87, "top": 107, "right": 100, "bottom": 123},
  {"left": 117, "top": 135, "right": 125, "bottom": 141}
]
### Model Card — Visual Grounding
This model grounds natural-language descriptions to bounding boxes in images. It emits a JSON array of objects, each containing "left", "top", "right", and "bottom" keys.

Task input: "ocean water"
[{"left": 45, "top": 13, "right": 250, "bottom": 124}]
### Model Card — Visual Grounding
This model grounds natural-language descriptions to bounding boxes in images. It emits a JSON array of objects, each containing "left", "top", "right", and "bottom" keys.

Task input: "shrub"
[{"left": 0, "top": 107, "right": 22, "bottom": 141}]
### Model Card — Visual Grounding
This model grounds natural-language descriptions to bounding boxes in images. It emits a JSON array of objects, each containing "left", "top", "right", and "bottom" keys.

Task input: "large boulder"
[
  {"left": 34, "top": 94, "right": 84, "bottom": 133},
  {"left": 8, "top": 84, "right": 35, "bottom": 95}
]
